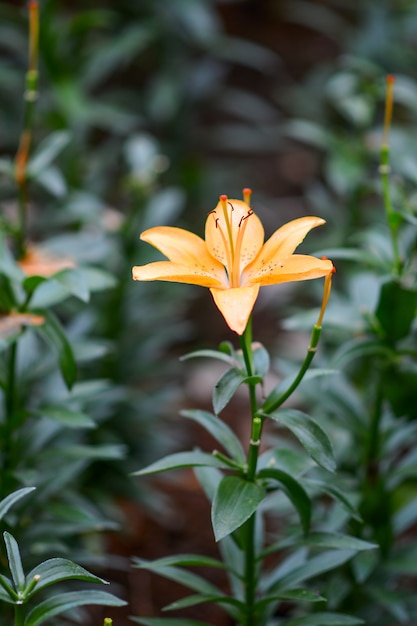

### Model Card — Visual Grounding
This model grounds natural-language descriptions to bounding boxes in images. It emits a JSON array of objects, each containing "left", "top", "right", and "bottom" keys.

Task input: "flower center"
[{"left": 211, "top": 191, "right": 254, "bottom": 288}]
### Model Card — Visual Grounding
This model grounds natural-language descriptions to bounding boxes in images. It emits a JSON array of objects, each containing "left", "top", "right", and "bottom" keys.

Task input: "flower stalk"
[
  {"left": 14, "top": 1, "right": 39, "bottom": 259},
  {"left": 380, "top": 74, "right": 401, "bottom": 275}
]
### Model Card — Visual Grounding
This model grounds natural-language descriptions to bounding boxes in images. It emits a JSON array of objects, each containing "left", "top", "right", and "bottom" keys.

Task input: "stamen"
[
  {"left": 243, "top": 188, "right": 252, "bottom": 206},
  {"left": 219, "top": 194, "right": 235, "bottom": 269},
  {"left": 239, "top": 209, "right": 254, "bottom": 228},
  {"left": 232, "top": 210, "right": 254, "bottom": 288}
]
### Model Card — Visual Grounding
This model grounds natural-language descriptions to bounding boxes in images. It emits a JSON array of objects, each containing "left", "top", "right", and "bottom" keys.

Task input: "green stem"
[
  {"left": 2, "top": 343, "right": 18, "bottom": 499},
  {"left": 366, "top": 379, "right": 383, "bottom": 481},
  {"left": 243, "top": 512, "right": 257, "bottom": 626},
  {"left": 239, "top": 319, "right": 262, "bottom": 626},
  {"left": 380, "top": 144, "right": 401, "bottom": 276},
  {"left": 262, "top": 325, "right": 322, "bottom": 415},
  {"left": 14, "top": 603, "right": 25, "bottom": 626}
]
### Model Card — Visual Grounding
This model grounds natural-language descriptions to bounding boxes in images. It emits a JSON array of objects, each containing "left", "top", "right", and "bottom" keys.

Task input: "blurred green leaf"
[
  {"left": 0, "top": 488, "right": 35, "bottom": 521},
  {"left": 27, "top": 131, "right": 71, "bottom": 177},
  {"left": 284, "top": 613, "right": 364, "bottom": 625},
  {"left": 375, "top": 279, "right": 417, "bottom": 343},
  {"left": 35, "top": 406, "right": 95, "bottom": 429},
  {"left": 267, "top": 409, "right": 336, "bottom": 472},
  {"left": 34, "top": 309, "right": 77, "bottom": 389},
  {"left": 133, "top": 451, "right": 228, "bottom": 476},
  {"left": 181, "top": 409, "right": 246, "bottom": 465}
]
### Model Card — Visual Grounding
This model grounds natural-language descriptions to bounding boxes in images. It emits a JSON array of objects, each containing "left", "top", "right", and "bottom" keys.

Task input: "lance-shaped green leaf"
[
  {"left": 284, "top": 613, "right": 364, "bottom": 625},
  {"left": 0, "top": 488, "right": 35, "bottom": 521},
  {"left": 34, "top": 309, "right": 77, "bottom": 389},
  {"left": 132, "top": 451, "right": 228, "bottom": 476},
  {"left": 3, "top": 532, "right": 25, "bottom": 593},
  {"left": 35, "top": 406, "right": 95, "bottom": 429},
  {"left": 254, "top": 588, "right": 325, "bottom": 610},
  {"left": 53, "top": 269, "right": 90, "bottom": 303},
  {"left": 164, "top": 593, "right": 244, "bottom": 612},
  {"left": 266, "top": 409, "right": 335, "bottom": 472},
  {"left": 304, "top": 478, "right": 362, "bottom": 521},
  {"left": 266, "top": 550, "right": 356, "bottom": 594},
  {"left": 212, "top": 475, "right": 266, "bottom": 542},
  {"left": 132, "top": 559, "right": 222, "bottom": 596},
  {"left": 24, "top": 590, "right": 126, "bottom": 626},
  {"left": 25, "top": 558, "right": 106, "bottom": 599},
  {"left": 213, "top": 367, "right": 246, "bottom": 415},
  {"left": 262, "top": 532, "right": 376, "bottom": 558},
  {"left": 257, "top": 468, "right": 311, "bottom": 534},
  {"left": 27, "top": 131, "right": 71, "bottom": 177},
  {"left": 181, "top": 409, "right": 246, "bottom": 465},
  {"left": 131, "top": 619, "right": 211, "bottom": 626},
  {"left": 180, "top": 349, "right": 235, "bottom": 365}
]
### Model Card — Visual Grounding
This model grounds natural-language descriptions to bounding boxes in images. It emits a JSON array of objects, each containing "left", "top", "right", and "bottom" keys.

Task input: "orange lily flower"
[{"left": 132, "top": 189, "right": 333, "bottom": 334}]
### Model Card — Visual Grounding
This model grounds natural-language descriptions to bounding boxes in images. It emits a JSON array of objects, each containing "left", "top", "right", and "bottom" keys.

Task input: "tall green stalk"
[
  {"left": 240, "top": 319, "right": 263, "bottom": 626},
  {"left": 14, "top": 1, "right": 39, "bottom": 259}
]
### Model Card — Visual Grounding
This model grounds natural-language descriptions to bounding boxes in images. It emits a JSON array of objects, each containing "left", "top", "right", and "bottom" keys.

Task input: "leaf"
[
  {"left": 34, "top": 309, "right": 77, "bottom": 389},
  {"left": 181, "top": 409, "right": 246, "bottom": 465},
  {"left": 252, "top": 343, "right": 270, "bottom": 377},
  {"left": 164, "top": 593, "right": 244, "bottom": 612},
  {"left": 305, "top": 479, "right": 362, "bottom": 521},
  {"left": 375, "top": 279, "right": 417, "bottom": 343},
  {"left": 267, "top": 409, "right": 335, "bottom": 472},
  {"left": 53, "top": 269, "right": 90, "bottom": 302},
  {"left": 24, "top": 590, "right": 126, "bottom": 626},
  {"left": 0, "top": 488, "right": 35, "bottom": 521},
  {"left": 129, "top": 617, "right": 210, "bottom": 626},
  {"left": 27, "top": 131, "right": 71, "bottom": 177},
  {"left": 267, "top": 550, "right": 356, "bottom": 594},
  {"left": 262, "top": 532, "right": 376, "bottom": 560},
  {"left": 82, "top": 267, "right": 117, "bottom": 292},
  {"left": 257, "top": 468, "right": 311, "bottom": 534},
  {"left": 213, "top": 368, "right": 246, "bottom": 414},
  {"left": 25, "top": 558, "right": 105, "bottom": 598},
  {"left": 3, "top": 532, "right": 25, "bottom": 592},
  {"left": 284, "top": 613, "right": 364, "bottom": 625},
  {"left": 35, "top": 406, "right": 95, "bottom": 429},
  {"left": 255, "top": 588, "right": 325, "bottom": 609},
  {"left": 132, "top": 559, "right": 221, "bottom": 596},
  {"left": 136, "top": 554, "right": 226, "bottom": 571},
  {"left": 212, "top": 475, "right": 266, "bottom": 542},
  {"left": 180, "top": 349, "right": 235, "bottom": 365},
  {"left": 132, "top": 451, "right": 228, "bottom": 476}
]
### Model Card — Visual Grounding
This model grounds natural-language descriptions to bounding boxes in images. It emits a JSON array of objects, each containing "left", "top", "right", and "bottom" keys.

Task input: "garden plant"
[{"left": 2, "top": 1, "right": 417, "bottom": 625}]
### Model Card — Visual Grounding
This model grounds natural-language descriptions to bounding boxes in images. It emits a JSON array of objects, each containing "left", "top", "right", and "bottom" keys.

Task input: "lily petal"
[
  {"left": 132, "top": 261, "right": 226, "bottom": 288},
  {"left": 247, "top": 254, "right": 333, "bottom": 286},
  {"left": 141, "top": 226, "right": 222, "bottom": 268},
  {"left": 210, "top": 285, "right": 260, "bottom": 335},
  {"left": 243, "top": 216, "right": 325, "bottom": 282}
]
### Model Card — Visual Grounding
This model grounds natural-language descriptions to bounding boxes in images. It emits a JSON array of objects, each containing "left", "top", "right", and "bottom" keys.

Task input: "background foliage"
[{"left": 1, "top": 0, "right": 417, "bottom": 624}]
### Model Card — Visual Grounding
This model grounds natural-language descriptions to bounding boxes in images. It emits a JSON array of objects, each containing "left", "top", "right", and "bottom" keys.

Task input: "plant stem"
[
  {"left": 14, "top": 2, "right": 39, "bottom": 258},
  {"left": 14, "top": 603, "right": 25, "bottom": 626},
  {"left": 239, "top": 319, "right": 262, "bottom": 626},
  {"left": 1, "top": 343, "right": 18, "bottom": 499},
  {"left": 262, "top": 325, "right": 322, "bottom": 415}
]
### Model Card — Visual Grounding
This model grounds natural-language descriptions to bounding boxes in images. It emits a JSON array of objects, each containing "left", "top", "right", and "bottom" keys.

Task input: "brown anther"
[{"left": 239, "top": 210, "right": 254, "bottom": 227}]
